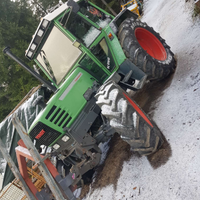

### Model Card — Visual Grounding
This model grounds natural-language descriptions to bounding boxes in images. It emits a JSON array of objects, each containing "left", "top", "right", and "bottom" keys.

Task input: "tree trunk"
[{"left": 100, "top": 0, "right": 117, "bottom": 16}]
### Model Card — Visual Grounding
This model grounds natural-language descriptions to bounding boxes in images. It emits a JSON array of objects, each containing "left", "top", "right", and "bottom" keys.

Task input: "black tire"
[
  {"left": 118, "top": 18, "right": 176, "bottom": 81},
  {"left": 95, "top": 81, "right": 164, "bottom": 155}
]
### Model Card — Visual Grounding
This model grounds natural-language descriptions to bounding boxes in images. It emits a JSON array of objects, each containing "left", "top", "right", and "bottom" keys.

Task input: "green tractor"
[{"left": 4, "top": 0, "right": 175, "bottom": 198}]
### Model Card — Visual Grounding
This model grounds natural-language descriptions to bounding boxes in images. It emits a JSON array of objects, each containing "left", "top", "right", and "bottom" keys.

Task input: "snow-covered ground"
[{"left": 85, "top": 0, "right": 200, "bottom": 199}]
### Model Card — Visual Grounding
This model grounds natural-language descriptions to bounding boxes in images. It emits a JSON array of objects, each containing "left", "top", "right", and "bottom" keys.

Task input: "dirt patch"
[
  {"left": 147, "top": 137, "right": 172, "bottom": 169},
  {"left": 130, "top": 73, "right": 175, "bottom": 117},
  {"left": 79, "top": 184, "right": 90, "bottom": 200},
  {"left": 91, "top": 134, "right": 133, "bottom": 190},
  {"left": 79, "top": 134, "right": 134, "bottom": 199}
]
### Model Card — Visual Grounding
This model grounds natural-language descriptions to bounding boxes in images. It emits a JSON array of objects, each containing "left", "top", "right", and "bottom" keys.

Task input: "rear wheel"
[
  {"left": 95, "top": 81, "right": 164, "bottom": 155},
  {"left": 118, "top": 18, "right": 176, "bottom": 81}
]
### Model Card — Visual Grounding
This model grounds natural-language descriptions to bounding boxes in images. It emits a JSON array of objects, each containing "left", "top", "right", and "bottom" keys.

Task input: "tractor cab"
[{"left": 25, "top": 0, "right": 119, "bottom": 88}]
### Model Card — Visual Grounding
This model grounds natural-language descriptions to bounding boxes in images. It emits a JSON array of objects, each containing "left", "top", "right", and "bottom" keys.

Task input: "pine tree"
[
  {"left": 30, "top": 0, "right": 60, "bottom": 17},
  {"left": 0, "top": 0, "right": 40, "bottom": 122},
  {"left": 90, "top": 0, "right": 121, "bottom": 14}
]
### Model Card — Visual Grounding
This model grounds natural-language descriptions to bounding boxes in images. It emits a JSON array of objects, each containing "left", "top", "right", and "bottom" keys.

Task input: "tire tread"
[
  {"left": 118, "top": 18, "right": 176, "bottom": 81},
  {"left": 95, "top": 82, "right": 164, "bottom": 155}
]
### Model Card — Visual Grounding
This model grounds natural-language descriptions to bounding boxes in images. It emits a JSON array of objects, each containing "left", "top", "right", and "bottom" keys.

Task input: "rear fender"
[
  {"left": 117, "top": 59, "right": 147, "bottom": 90},
  {"left": 109, "top": 9, "right": 138, "bottom": 33}
]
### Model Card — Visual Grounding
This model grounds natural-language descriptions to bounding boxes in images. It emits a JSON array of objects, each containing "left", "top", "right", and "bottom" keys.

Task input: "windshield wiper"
[
  {"left": 59, "top": 8, "right": 71, "bottom": 29},
  {"left": 40, "top": 50, "right": 57, "bottom": 83}
]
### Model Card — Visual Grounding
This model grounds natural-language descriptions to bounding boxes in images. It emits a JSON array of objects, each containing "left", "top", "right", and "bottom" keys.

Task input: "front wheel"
[
  {"left": 95, "top": 81, "right": 164, "bottom": 156},
  {"left": 118, "top": 18, "right": 176, "bottom": 81}
]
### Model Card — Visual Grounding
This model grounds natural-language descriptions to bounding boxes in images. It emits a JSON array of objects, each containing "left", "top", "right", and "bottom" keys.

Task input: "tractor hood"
[{"left": 28, "top": 67, "right": 95, "bottom": 148}]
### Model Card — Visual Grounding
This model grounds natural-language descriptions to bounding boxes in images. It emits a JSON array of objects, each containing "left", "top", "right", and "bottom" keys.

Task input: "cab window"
[
  {"left": 60, "top": 11, "right": 101, "bottom": 47},
  {"left": 92, "top": 38, "right": 115, "bottom": 72},
  {"left": 79, "top": 54, "right": 108, "bottom": 82},
  {"left": 79, "top": 1, "right": 112, "bottom": 27}
]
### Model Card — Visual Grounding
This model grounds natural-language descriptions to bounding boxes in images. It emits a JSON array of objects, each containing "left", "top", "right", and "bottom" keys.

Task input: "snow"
[
  {"left": 85, "top": 0, "right": 200, "bottom": 199},
  {"left": 132, "top": 112, "right": 137, "bottom": 128}
]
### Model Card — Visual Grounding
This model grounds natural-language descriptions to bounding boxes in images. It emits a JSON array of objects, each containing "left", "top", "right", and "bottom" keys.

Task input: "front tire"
[
  {"left": 118, "top": 18, "right": 176, "bottom": 81},
  {"left": 95, "top": 81, "right": 164, "bottom": 156}
]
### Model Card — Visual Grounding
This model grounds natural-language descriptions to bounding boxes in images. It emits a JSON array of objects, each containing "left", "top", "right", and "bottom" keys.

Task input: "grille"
[
  {"left": 29, "top": 122, "right": 61, "bottom": 147},
  {"left": 45, "top": 105, "right": 72, "bottom": 128}
]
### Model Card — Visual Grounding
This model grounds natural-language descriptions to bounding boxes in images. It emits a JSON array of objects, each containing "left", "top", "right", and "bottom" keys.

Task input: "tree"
[
  {"left": 0, "top": 0, "right": 40, "bottom": 122},
  {"left": 0, "top": 0, "right": 70, "bottom": 122},
  {"left": 30, "top": 0, "right": 61, "bottom": 17},
  {"left": 100, "top": 0, "right": 117, "bottom": 16},
  {"left": 90, "top": 0, "right": 121, "bottom": 14}
]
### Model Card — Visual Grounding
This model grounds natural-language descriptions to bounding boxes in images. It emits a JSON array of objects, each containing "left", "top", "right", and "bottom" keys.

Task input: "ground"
[{"left": 82, "top": 0, "right": 200, "bottom": 199}]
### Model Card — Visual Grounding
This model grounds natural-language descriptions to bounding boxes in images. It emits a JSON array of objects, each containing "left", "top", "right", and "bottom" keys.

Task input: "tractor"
[{"left": 3, "top": 0, "right": 176, "bottom": 199}]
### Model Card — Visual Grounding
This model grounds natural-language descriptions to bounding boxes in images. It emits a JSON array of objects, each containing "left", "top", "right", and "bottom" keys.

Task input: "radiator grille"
[
  {"left": 45, "top": 105, "right": 72, "bottom": 128},
  {"left": 29, "top": 122, "right": 61, "bottom": 147}
]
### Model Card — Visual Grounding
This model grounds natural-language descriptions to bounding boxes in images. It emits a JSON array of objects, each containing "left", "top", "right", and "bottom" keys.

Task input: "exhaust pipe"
[{"left": 3, "top": 47, "right": 57, "bottom": 92}]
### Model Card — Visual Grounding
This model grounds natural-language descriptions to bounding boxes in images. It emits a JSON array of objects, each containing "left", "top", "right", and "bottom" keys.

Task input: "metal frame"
[
  {"left": 0, "top": 138, "right": 36, "bottom": 200},
  {"left": 15, "top": 146, "right": 59, "bottom": 199},
  {"left": 12, "top": 115, "right": 77, "bottom": 200}
]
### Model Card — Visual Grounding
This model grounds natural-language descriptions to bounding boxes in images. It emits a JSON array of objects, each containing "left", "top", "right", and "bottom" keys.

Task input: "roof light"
[
  {"left": 62, "top": 135, "right": 69, "bottom": 142},
  {"left": 108, "top": 33, "right": 112, "bottom": 38},
  {"left": 42, "top": 19, "right": 49, "bottom": 28},
  {"left": 108, "top": 33, "right": 113, "bottom": 39},
  {"left": 37, "top": 29, "right": 44, "bottom": 37},
  {"left": 53, "top": 144, "right": 60, "bottom": 150},
  {"left": 27, "top": 51, "right": 33, "bottom": 58},
  {"left": 30, "top": 43, "right": 37, "bottom": 51}
]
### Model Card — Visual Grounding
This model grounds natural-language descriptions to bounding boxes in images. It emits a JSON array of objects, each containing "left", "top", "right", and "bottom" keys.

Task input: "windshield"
[{"left": 36, "top": 26, "right": 82, "bottom": 84}]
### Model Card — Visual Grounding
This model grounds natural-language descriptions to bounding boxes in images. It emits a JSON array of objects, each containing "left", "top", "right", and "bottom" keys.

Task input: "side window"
[
  {"left": 92, "top": 38, "right": 115, "bottom": 72},
  {"left": 79, "top": 55, "right": 108, "bottom": 82},
  {"left": 79, "top": 1, "right": 112, "bottom": 27},
  {"left": 60, "top": 11, "right": 101, "bottom": 47}
]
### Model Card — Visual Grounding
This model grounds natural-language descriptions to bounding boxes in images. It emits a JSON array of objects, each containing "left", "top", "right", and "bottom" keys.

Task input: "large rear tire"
[
  {"left": 118, "top": 18, "right": 176, "bottom": 81},
  {"left": 95, "top": 81, "right": 164, "bottom": 156}
]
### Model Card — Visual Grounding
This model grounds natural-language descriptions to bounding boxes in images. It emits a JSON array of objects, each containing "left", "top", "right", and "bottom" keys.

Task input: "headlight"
[
  {"left": 62, "top": 135, "right": 70, "bottom": 142},
  {"left": 53, "top": 144, "right": 60, "bottom": 150}
]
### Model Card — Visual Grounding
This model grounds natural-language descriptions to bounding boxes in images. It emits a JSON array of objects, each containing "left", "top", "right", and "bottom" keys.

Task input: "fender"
[
  {"left": 117, "top": 59, "right": 147, "bottom": 90},
  {"left": 109, "top": 8, "right": 138, "bottom": 33}
]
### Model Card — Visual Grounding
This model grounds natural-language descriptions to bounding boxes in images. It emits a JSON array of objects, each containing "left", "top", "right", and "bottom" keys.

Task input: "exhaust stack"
[{"left": 3, "top": 47, "right": 57, "bottom": 92}]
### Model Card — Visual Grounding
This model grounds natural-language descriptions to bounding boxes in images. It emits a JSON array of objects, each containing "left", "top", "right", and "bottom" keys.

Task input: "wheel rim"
[{"left": 135, "top": 28, "right": 167, "bottom": 61}]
